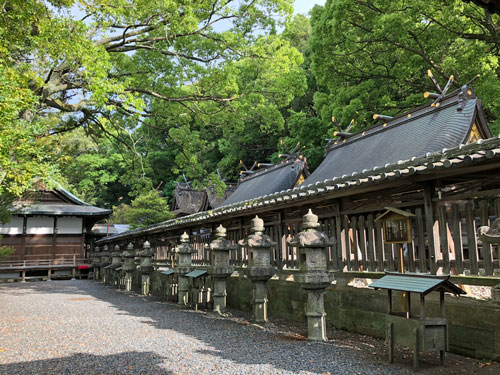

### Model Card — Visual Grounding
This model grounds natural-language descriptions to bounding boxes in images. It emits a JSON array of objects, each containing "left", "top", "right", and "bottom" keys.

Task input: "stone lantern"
[
  {"left": 122, "top": 243, "right": 136, "bottom": 291},
  {"left": 208, "top": 225, "right": 237, "bottom": 314},
  {"left": 287, "top": 209, "right": 334, "bottom": 341},
  {"left": 174, "top": 232, "right": 196, "bottom": 305},
  {"left": 100, "top": 245, "right": 111, "bottom": 284},
  {"left": 239, "top": 216, "right": 276, "bottom": 323},
  {"left": 110, "top": 244, "right": 123, "bottom": 288},
  {"left": 138, "top": 241, "right": 155, "bottom": 296},
  {"left": 91, "top": 246, "right": 101, "bottom": 280}
]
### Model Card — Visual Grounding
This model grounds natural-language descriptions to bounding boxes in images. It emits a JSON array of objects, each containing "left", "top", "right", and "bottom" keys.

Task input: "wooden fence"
[{"left": 150, "top": 197, "right": 500, "bottom": 277}]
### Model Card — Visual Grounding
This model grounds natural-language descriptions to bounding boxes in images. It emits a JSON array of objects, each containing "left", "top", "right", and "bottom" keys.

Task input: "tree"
[
  {"left": 0, "top": 213, "right": 14, "bottom": 264},
  {"left": 110, "top": 190, "right": 173, "bottom": 229},
  {"left": 278, "top": 14, "right": 328, "bottom": 171},
  {"left": 310, "top": 0, "right": 500, "bottom": 134},
  {"left": 1, "top": 0, "right": 305, "bottom": 194}
]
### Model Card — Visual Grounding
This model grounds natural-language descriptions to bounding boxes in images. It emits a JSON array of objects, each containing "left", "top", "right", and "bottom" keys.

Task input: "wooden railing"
[{"left": 0, "top": 255, "right": 90, "bottom": 269}]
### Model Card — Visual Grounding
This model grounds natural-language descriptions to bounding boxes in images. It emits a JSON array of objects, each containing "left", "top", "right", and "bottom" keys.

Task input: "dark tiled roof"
[
  {"left": 206, "top": 185, "right": 236, "bottom": 209},
  {"left": 96, "top": 135, "right": 500, "bottom": 244},
  {"left": 220, "top": 158, "right": 307, "bottom": 207},
  {"left": 13, "top": 187, "right": 112, "bottom": 216},
  {"left": 91, "top": 224, "right": 130, "bottom": 236},
  {"left": 15, "top": 204, "right": 112, "bottom": 216},
  {"left": 305, "top": 86, "right": 489, "bottom": 185},
  {"left": 465, "top": 0, "right": 500, "bottom": 15},
  {"left": 171, "top": 185, "right": 208, "bottom": 217}
]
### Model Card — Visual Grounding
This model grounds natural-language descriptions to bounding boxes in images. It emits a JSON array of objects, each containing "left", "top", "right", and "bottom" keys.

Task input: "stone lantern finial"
[
  {"left": 143, "top": 240, "right": 151, "bottom": 249},
  {"left": 127, "top": 242, "right": 134, "bottom": 251},
  {"left": 303, "top": 209, "right": 320, "bottom": 230},
  {"left": 215, "top": 225, "right": 227, "bottom": 238},
  {"left": 114, "top": 244, "right": 120, "bottom": 251},
  {"left": 103, "top": 245, "right": 109, "bottom": 251},
  {"left": 180, "top": 232, "right": 189, "bottom": 243},
  {"left": 251, "top": 216, "right": 265, "bottom": 233}
]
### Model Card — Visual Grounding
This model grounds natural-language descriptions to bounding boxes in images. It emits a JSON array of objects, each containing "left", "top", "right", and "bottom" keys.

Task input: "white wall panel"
[
  {"left": 26, "top": 216, "right": 54, "bottom": 235},
  {"left": 0, "top": 216, "right": 24, "bottom": 235},
  {"left": 57, "top": 217, "right": 83, "bottom": 234}
]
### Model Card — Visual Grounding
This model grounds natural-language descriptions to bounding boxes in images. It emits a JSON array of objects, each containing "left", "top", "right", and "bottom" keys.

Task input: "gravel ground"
[{"left": 0, "top": 280, "right": 498, "bottom": 375}]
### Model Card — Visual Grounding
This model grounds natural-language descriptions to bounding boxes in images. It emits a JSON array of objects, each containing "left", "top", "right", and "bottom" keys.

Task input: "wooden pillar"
[
  {"left": 277, "top": 211, "right": 283, "bottom": 269},
  {"left": 20, "top": 216, "right": 27, "bottom": 262},
  {"left": 397, "top": 243, "right": 404, "bottom": 273},
  {"left": 52, "top": 217, "right": 57, "bottom": 261},
  {"left": 388, "top": 289, "right": 392, "bottom": 314},
  {"left": 80, "top": 220, "right": 86, "bottom": 259},
  {"left": 423, "top": 183, "right": 437, "bottom": 274},
  {"left": 420, "top": 294, "right": 425, "bottom": 319},
  {"left": 406, "top": 291, "right": 411, "bottom": 319},
  {"left": 387, "top": 322, "right": 394, "bottom": 363},
  {"left": 440, "top": 290, "right": 445, "bottom": 318}
]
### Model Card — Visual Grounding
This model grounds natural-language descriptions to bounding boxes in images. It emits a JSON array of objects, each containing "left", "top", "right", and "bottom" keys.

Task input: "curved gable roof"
[
  {"left": 220, "top": 157, "right": 307, "bottom": 207},
  {"left": 305, "top": 86, "right": 489, "bottom": 186}
]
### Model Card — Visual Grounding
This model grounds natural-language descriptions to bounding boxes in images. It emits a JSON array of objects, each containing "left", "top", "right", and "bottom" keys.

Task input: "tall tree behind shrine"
[
  {"left": 0, "top": 0, "right": 304, "bottom": 203},
  {"left": 309, "top": 0, "right": 500, "bottom": 135}
]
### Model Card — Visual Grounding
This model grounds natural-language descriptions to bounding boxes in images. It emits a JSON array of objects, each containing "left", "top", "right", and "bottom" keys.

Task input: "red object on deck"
[{"left": 78, "top": 265, "right": 90, "bottom": 270}]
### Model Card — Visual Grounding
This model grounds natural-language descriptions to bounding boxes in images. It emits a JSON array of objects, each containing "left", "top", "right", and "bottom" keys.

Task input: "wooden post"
[
  {"left": 465, "top": 202, "right": 479, "bottom": 275},
  {"left": 423, "top": 183, "right": 437, "bottom": 274},
  {"left": 440, "top": 290, "right": 445, "bottom": 318},
  {"left": 438, "top": 205, "right": 450, "bottom": 274},
  {"left": 343, "top": 216, "right": 351, "bottom": 270},
  {"left": 20, "top": 216, "right": 27, "bottom": 262},
  {"left": 387, "top": 322, "right": 394, "bottom": 363},
  {"left": 397, "top": 243, "right": 404, "bottom": 273},
  {"left": 450, "top": 204, "right": 464, "bottom": 274},
  {"left": 479, "top": 200, "right": 493, "bottom": 275},
  {"left": 47, "top": 260, "right": 51, "bottom": 281},
  {"left": 420, "top": 294, "right": 425, "bottom": 320},
  {"left": 367, "top": 214, "right": 376, "bottom": 271},
  {"left": 334, "top": 203, "right": 343, "bottom": 270},
  {"left": 406, "top": 291, "right": 411, "bottom": 319},
  {"left": 351, "top": 216, "right": 359, "bottom": 270},
  {"left": 388, "top": 289, "right": 392, "bottom": 314},
  {"left": 52, "top": 217, "right": 57, "bottom": 260},
  {"left": 21, "top": 269, "right": 26, "bottom": 282},
  {"left": 415, "top": 208, "right": 427, "bottom": 272}
]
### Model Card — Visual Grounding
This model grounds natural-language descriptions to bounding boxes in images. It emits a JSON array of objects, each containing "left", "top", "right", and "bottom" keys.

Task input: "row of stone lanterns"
[{"left": 89, "top": 209, "right": 333, "bottom": 341}]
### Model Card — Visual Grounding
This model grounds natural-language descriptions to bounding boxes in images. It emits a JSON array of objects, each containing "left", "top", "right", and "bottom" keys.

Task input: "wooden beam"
[{"left": 423, "top": 182, "right": 437, "bottom": 274}]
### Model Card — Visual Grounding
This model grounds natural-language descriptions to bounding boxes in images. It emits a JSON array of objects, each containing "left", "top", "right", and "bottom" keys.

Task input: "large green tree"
[
  {"left": 1, "top": 0, "right": 304, "bottom": 198},
  {"left": 110, "top": 190, "right": 173, "bottom": 229},
  {"left": 310, "top": 0, "right": 500, "bottom": 134}
]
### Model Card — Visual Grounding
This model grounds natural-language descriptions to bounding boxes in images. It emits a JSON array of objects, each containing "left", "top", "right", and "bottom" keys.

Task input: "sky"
[{"left": 294, "top": 0, "right": 326, "bottom": 15}]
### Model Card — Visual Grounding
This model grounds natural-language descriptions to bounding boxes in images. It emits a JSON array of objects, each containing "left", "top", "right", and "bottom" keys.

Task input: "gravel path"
[{"left": 0, "top": 280, "right": 494, "bottom": 374}]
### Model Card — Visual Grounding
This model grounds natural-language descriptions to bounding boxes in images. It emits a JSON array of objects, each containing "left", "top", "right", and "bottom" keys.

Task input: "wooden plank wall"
[{"left": 1, "top": 234, "right": 84, "bottom": 263}]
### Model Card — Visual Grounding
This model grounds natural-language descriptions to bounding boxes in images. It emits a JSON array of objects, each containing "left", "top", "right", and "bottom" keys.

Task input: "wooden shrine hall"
[
  {"left": 96, "top": 82, "right": 500, "bottom": 279},
  {"left": 0, "top": 187, "right": 111, "bottom": 274}
]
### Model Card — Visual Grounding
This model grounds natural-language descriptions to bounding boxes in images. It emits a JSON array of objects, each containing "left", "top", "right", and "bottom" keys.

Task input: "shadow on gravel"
[
  {"left": 3, "top": 280, "right": 499, "bottom": 375},
  {"left": 2, "top": 280, "right": 394, "bottom": 374},
  {"left": 0, "top": 351, "right": 172, "bottom": 375}
]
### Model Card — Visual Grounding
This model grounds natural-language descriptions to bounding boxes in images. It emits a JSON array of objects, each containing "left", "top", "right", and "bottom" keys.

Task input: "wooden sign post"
[{"left": 375, "top": 207, "right": 415, "bottom": 273}]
